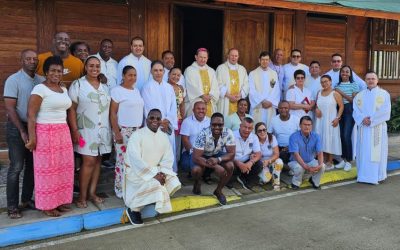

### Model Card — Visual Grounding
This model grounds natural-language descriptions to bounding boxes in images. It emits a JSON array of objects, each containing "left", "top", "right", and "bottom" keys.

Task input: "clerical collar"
[{"left": 227, "top": 61, "right": 238, "bottom": 70}]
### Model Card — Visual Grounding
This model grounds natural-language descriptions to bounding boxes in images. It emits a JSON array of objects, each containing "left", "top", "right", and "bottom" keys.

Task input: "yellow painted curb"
[
  {"left": 169, "top": 195, "right": 241, "bottom": 213},
  {"left": 300, "top": 167, "right": 357, "bottom": 188}
]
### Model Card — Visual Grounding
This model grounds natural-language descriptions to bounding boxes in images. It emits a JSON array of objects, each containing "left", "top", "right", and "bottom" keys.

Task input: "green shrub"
[{"left": 388, "top": 97, "right": 400, "bottom": 133}]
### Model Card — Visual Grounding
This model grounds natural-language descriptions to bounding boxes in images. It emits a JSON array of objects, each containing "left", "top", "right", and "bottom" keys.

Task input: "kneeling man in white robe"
[
  {"left": 124, "top": 109, "right": 181, "bottom": 225},
  {"left": 353, "top": 71, "right": 391, "bottom": 185}
]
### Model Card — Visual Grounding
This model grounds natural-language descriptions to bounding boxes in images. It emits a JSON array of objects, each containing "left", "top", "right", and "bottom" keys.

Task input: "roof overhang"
[{"left": 215, "top": 0, "right": 400, "bottom": 20}]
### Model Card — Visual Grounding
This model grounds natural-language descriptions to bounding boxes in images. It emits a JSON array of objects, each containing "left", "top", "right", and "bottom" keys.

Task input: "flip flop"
[
  {"left": 76, "top": 200, "right": 88, "bottom": 208},
  {"left": 89, "top": 196, "right": 105, "bottom": 205},
  {"left": 43, "top": 209, "right": 61, "bottom": 217},
  {"left": 57, "top": 204, "right": 72, "bottom": 212}
]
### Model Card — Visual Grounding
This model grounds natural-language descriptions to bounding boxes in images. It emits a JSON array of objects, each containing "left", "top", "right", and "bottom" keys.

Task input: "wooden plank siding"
[
  {"left": 0, "top": 0, "right": 37, "bottom": 148},
  {"left": 273, "top": 13, "right": 294, "bottom": 61}
]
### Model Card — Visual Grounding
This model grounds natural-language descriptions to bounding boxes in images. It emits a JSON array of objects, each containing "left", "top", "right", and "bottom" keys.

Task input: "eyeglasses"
[
  {"left": 296, "top": 76, "right": 305, "bottom": 80},
  {"left": 332, "top": 60, "right": 341, "bottom": 63},
  {"left": 292, "top": 55, "right": 301, "bottom": 58},
  {"left": 257, "top": 129, "right": 267, "bottom": 133},
  {"left": 148, "top": 116, "right": 161, "bottom": 121},
  {"left": 55, "top": 38, "right": 70, "bottom": 43},
  {"left": 211, "top": 123, "right": 224, "bottom": 127}
]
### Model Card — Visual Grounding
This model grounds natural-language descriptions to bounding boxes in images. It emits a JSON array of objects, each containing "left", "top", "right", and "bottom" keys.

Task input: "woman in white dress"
[{"left": 314, "top": 75, "right": 344, "bottom": 170}]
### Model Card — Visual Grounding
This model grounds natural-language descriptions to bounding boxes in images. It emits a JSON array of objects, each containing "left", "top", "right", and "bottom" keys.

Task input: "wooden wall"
[
  {"left": 0, "top": 0, "right": 38, "bottom": 148},
  {"left": 0, "top": 0, "right": 392, "bottom": 149}
]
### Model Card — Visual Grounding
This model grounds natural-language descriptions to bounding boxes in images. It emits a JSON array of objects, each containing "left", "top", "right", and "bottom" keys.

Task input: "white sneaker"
[
  {"left": 335, "top": 160, "right": 345, "bottom": 169},
  {"left": 344, "top": 162, "right": 352, "bottom": 171}
]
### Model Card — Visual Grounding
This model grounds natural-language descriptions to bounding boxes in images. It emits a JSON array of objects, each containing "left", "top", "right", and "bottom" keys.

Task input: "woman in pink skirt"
[{"left": 26, "top": 56, "right": 74, "bottom": 217}]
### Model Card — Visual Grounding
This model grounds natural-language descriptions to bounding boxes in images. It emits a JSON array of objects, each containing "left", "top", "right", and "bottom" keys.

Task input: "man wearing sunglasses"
[
  {"left": 282, "top": 49, "right": 309, "bottom": 99},
  {"left": 191, "top": 112, "right": 236, "bottom": 205},
  {"left": 123, "top": 109, "right": 181, "bottom": 225},
  {"left": 325, "top": 53, "right": 366, "bottom": 90}
]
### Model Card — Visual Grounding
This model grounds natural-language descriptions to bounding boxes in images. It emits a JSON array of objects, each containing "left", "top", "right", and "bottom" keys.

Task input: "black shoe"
[
  {"left": 192, "top": 182, "right": 201, "bottom": 195},
  {"left": 225, "top": 180, "right": 234, "bottom": 189},
  {"left": 213, "top": 191, "right": 227, "bottom": 206},
  {"left": 126, "top": 208, "right": 143, "bottom": 225},
  {"left": 19, "top": 200, "right": 36, "bottom": 210},
  {"left": 102, "top": 160, "right": 115, "bottom": 169},
  {"left": 309, "top": 177, "right": 321, "bottom": 190},
  {"left": 236, "top": 176, "right": 251, "bottom": 190},
  {"left": 291, "top": 183, "right": 300, "bottom": 190}
]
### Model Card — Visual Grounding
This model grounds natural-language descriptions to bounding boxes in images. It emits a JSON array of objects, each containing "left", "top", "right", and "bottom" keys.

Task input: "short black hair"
[
  {"left": 43, "top": 55, "right": 63, "bottom": 74},
  {"left": 331, "top": 53, "right": 342, "bottom": 59},
  {"left": 122, "top": 65, "right": 136, "bottom": 76},
  {"left": 294, "top": 69, "right": 306, "bottom": 79},
  {"left": 278, "top": 100, "right": 290, "bottom": 107},
  {"left": 243, "top": 117, "right": 254, "bottom": 124},
  {"left": 131, "top": 36, "right": 144, "bottom": 45},
  {"left": 291, "top": 49, "right": 302, "bottom": 55},
  {"left": 321, "top": 74, "right": 332, "bottom": 81},
  {"left": 168, "top": 67, "right": 182, "bottom": 75},
  {"left": 151, "top": 60, "right": 164, "bottom": 69},
  {"left": 70, "top": 41, "right": 90, "bottom": 56},
  {"left": 211, "top": 112, "right": 224, "bottom": 122},
  {"left": 162, "top": 50, "right": 174, "bottom": 59},
  {"left": 148, "top": 108, "right": 161, "bottom": 117},
  {"left": 300, "top": 115, "right": 313, "bottom": 124},
  {"left": 259, "top": 51, "right": 270, "bottom": 59},
  {"left": 309, "top": 60, "right": 320, "bottom": 67},
  {"left": 100, "top": 39, "right": 113, "bottom": 45}
]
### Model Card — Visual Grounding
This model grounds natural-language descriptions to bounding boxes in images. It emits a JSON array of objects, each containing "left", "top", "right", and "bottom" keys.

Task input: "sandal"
[
  {"left": 8, "top": 208, "right": 22, "bottom": 219},
  {"left": 57, "top": 204, "right": 72, "bottom": 212},
  {"left": 76, "top": 200, "right": 88, "bottom": 208},
  {"left": 89, "top": 195, "right": 105, "bottom": 205},
  {"left": 43, "top": 209, "right": 61, "bottom": 217}
]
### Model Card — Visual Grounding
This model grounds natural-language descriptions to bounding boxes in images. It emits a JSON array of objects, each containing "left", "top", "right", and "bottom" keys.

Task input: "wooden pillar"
[
  {"left": 36, "top": 0, "right": 56, "bottom": 52},
  {"left": 345, "top": 15, "right": 356, "bottom": 66},
  {"left": 294, "top": 10, "right": 307, "bottom": 55}
]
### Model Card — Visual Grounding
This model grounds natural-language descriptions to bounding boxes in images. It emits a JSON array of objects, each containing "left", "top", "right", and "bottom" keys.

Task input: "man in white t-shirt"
[
  {"left": 268, "top": 101, "right": 300, "bottom": 164},
  {"left": 179, "top": 101, "right": 210, "bottom": 171},
  {"left": 233, "top": 117, "right": 262, "bottom": 189}
]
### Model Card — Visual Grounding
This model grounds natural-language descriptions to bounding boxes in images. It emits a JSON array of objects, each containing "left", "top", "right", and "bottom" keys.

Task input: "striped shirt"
[{"left": 335, "top": 82, "right": 359, "bottom": 104}]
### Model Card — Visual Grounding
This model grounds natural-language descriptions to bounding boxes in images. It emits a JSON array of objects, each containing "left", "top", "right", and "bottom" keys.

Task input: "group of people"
[{"left": 4, "top": 31, "right": 391, "bottom": 225}]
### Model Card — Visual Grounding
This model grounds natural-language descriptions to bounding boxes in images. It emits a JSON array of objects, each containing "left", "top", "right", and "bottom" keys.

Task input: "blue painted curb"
[
  {"left": 1, "top": 160, "right": 399, "bottom": 247},
  {"left": 0, "top": 215, "right": 83, "bottom": 247}
]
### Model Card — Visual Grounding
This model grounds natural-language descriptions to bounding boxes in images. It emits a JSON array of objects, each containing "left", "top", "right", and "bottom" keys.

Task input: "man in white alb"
[
  {"left": 249, "top": 51, "right": 280, "bottom": 128},
  {"left": 117, "top": 36, "right": 151, "bottom": 91},
  {"left": 124, "top": 109, "right": 181, "bottom": 225},
  {"left": 353, "top": 71, "right": 391, "bottom": 185}
]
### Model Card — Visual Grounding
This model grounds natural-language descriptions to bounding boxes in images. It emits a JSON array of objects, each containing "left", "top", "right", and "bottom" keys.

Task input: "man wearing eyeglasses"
[
  {"left": 325, "top": 53, "right": 366, "bottom": 89},
  {"left": 36, "top": 32, "right": 84, "bottom": 88},
  {"left": 124, "top": 109, "right": 181, "bottom": 225},
  {"left": 282, "top": 49, "right": 309, "bottom": 99},
  {"left": 191, "top": 112, "right": 236, "bottom": 205}
]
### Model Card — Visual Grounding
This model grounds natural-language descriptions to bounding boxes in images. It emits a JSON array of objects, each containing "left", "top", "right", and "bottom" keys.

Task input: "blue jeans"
[
  {"left": 340, "top": 103, "right": 354, "bottom": 161},
  {"left": 179, "top": 151, "right": 194, "bottom": 172},
  {"left": 6, "top": 121, "right": 34, "bottom": 210}
]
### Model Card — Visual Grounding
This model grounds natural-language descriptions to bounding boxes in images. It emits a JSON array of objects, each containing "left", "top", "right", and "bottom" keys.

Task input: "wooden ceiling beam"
[{"left": 215, "top": 0, "right": 400, "bottom": 20}]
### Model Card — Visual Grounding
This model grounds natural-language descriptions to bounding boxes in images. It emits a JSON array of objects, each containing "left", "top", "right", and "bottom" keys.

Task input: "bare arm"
[
  {"left": 109, "top": 100, "right": 123, "bottom": 144},
  {"left": 335, "top": 88, "right": 354, "bottom": 103},
  {"left": 181, "top": 135, "right": 192, "bottom": 152},
  {"left": 288, "top": 101, "right": 311, "bottom": 111},
  {"left": 4, "top": 98, "right": 28, "bottom": 143},
  {"left": 67, "top": 102, "right": 80, "bottom": 144},
  {"left": 25, "top": 95, "right": 42, "bottom": 150},
  {"left": 192, "top": 148, "right": 208, "bottom": 168}
]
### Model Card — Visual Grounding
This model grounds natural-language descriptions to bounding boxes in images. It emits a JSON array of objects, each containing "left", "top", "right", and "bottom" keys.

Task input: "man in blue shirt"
[{"left": 288, "top": 116, "right": 325, "bottom": 189}]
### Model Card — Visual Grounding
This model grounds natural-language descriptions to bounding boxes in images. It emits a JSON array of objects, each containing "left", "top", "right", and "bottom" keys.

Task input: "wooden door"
[
  {"left": 172, "top": 5, "right": 184, "bottom": 69},
  {"left": 224, "top": 10, "right": 270, "bottom": 71}
]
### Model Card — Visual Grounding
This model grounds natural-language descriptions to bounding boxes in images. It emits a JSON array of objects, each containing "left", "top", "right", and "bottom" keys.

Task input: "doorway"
[{"left": 173, "top": 6, "right": 223, "bottom": 70}]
